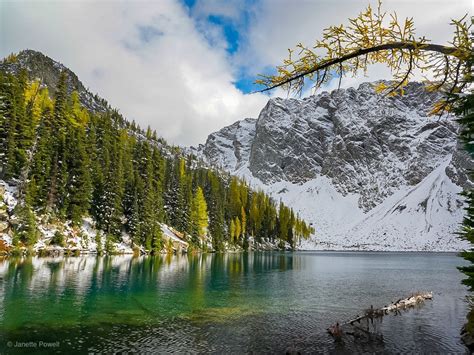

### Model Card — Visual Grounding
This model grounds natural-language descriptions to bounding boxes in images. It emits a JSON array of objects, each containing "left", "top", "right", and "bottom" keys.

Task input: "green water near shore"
[{"left": 0, "top": 252, "right": 469, "bottom": 353}]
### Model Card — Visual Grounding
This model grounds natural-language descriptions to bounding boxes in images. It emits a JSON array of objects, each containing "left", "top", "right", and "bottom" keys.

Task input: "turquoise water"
[{"left": 0, "top": 252, "right": 469, "bottom": 353}]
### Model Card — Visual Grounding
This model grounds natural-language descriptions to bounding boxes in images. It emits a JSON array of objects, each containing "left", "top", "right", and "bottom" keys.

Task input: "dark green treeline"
[
  {"left": 456, "top": 54, "right": 474, "bottom": 342},
  {"left": 0, "top": 69, "right": 313, "bottom": 252}
]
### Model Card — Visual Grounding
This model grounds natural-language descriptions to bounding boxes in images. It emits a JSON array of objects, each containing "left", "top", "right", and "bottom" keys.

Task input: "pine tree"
[
  {"left": 177, "top": 159, "right": 191, "bottom": 232},
  {"left": 12, "top": 203, "right": 38, "bottom": 246},
  {"left": 456, "top": 54, "right": 474, "bottom": 290},
  {"left": 66, "top": 124, "right": 92, "bottom": 224},
  {"left": 229, "top": 219, "right": 235, "bottom": 243},
  {"left": 0, "top": 63, "right": 314, "bottom": 253},
  {"left": 27, "top": 105, "right": 53, "bottom": 209},
  {"left": 164, "top": 158, "right": 189, "bottom": 232},
  {"left": 228, "top": 177, "right": 241, "bottom": 217},
  {"left": 128, "top": 185, "right": 142, "bottom": 245},
  {"left": 241, "top": 206, "right": 246, "bottom": 239},
  {"left": 0, "top": 72, "right": 6, "bottom": 159},
  {"left": 141, "top": 141, "right": 162, "bottom": 251},
  {"left": 234, "top": 216, "right": 241, "bottom": 242},
  {"left": 278, "top": 202, "right": 290, "bottom": 244},
  {"left": 1, "top": 73, "right": 20, "bottom": 179},
  {"left": 46, "top": 71, "right": 70, "bottom": 213},
  {"left": 191, "top": 186, "right": 209, "bottom": 245},
  {"left": 12, "top": 69, "right": 32, "bottom": 178},
  {"left": 206, "top": 172, "right": 226, "bottom": 250}
]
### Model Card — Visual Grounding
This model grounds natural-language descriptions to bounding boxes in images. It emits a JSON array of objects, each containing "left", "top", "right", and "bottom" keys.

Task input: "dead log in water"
[{"left": 327, "top": 292, "right": 433, "bottom": 337}]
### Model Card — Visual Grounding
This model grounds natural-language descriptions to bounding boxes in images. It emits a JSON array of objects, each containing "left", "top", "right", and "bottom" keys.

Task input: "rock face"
[
  {"left": 195, "top": 82, "right": 472, "bottom": 251},
  {"left": 198, "top": 118, "right": 257, "bottom": 174},
  {"left": 0, "top": 50, "right": 109, "bottom": 113}
]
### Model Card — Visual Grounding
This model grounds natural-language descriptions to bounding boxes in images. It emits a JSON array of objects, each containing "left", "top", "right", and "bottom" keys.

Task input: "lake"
[{"left": 0, "top": 252, "right": 469, "bottom": 353}]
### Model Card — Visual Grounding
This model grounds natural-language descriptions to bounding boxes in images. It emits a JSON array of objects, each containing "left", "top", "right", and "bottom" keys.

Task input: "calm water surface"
[{"left": 0, "top": 252, "right": 469, "bottom": 353}]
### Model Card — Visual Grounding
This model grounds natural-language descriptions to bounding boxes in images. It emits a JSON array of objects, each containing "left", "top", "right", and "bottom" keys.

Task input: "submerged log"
[{"left": 327, "top": 292, "right": 433, "bottom": 337}]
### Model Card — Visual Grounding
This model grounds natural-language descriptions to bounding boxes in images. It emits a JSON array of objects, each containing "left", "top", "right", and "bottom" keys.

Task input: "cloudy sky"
[{"left": 0, "top": 0, "right": 470, "bottom": 146}]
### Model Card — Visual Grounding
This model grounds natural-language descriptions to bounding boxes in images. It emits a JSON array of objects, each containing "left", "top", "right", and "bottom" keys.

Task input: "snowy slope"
[
  {"left": 0, "top": 180, "right": 189, "bottom": 254},
  {"left": 195, "top": 82, "right": 472, "bottom": 251},
  {"left": 260, "top": 158, "right": 466, "bottom": 251}
]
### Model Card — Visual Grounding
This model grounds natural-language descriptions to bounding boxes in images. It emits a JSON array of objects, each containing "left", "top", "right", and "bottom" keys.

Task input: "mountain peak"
[
  {"left": 195, "top": 82, "right": 472, "bottom": 251},
  {"left": 1, "top": 49, "right": 109, "bottom": 112}
]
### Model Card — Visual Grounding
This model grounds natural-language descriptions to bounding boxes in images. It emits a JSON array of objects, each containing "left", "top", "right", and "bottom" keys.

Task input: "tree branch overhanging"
[
  {"left": 256, "top": 41, "right": 467, "bottom": 94},
  {"left": 255, "top": 1, "right": 472, "bottom": 114}
]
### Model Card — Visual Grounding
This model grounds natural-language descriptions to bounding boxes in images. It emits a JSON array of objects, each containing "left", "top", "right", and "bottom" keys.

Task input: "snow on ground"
[
  {"left": 1, "top": 233, "right": 12, "bottom": 246},
  {"left": 1, "top": 180, "right": 17, "bottom": 212},
  {"left": 0, "top": 178, "right": 190, "bottom": 254},
  {"left": 1, "top": 146, "right": 468, "bottom": 254},
  {"left": 82, "top": 217, "right": 99, "bottom": 252},
  {"left": 161, "top": 224, "right": 189, "bottom": 246},
  {"left": 115, "top": 232, "right": 134, "bottom": 254},
  {"left": 234, "top": 159, "right": 469, "bottom": 252},
  {"left": 338, "top": 158, "right": 467, "bottom": 251}
]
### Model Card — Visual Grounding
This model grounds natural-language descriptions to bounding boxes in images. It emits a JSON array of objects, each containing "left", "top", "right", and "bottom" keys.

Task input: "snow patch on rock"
[{"left": 195, "top": 82, "right": 472, "bottom": 251}]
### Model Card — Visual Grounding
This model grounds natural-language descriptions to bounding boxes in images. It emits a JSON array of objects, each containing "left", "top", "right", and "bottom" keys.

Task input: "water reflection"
[
  {"left": 0, "top": 252, "right": 469, "bottom": 353},
  {"left": 0, "top": 253, "right": 300, "bottom": 327}
]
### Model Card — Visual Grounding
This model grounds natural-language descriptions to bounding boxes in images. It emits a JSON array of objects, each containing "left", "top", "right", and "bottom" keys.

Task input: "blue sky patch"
[
  {"left": 181, "top": 0, "right": 267, "bottom": 95},
  {"left": 182, "top": 0, "right": 196, "bottom": 9},
  {"left": 207, "top": 15, "right": 239, "bottom": 54}
]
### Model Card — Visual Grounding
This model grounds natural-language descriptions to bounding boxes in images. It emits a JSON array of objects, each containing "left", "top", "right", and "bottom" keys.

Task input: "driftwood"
[{"left": 328, "top": 292, "right": 433, "bottom": 338}]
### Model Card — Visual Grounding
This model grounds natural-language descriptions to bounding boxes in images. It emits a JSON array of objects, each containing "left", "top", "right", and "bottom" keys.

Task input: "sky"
[{"left": 0, "top": 0, "right": 471, "bottom": 146}]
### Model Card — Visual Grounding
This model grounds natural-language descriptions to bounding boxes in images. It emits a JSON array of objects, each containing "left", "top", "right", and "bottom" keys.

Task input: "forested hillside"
[{"left": 0, "top": 52, "right": 313, "bottom": 254}]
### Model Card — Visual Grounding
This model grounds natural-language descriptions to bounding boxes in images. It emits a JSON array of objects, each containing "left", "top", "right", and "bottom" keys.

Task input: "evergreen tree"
[
  {"left": 234, "top": 217, "right": 241, "bottom": 242},
  {"left": 27, "top": 105, "right": 53, "bottom": 209},
  {"left": 455, "top": 54, "right": 474, "bottom": 339},
  {"left": 241, "top": 206, "right": 247, "bottom": 239},
  {"left": 66, "top": 125, "right": 92, "bottom": 224},
  {"left": 46, "top": 71, "right": 69, "bottom": 213},
  {"left": 1, "top": 73, "right": 20, "bottom": 179},
  {"left": 0, "top": 63, "right": 314, "bottom": 252},
  {"left": 206, "top": 172, "right": 226, "bottom": 250},
  {"left": 229, "top": 219, "right": 235, "bottom": 243},
  {"left": 228, "top": 177, "right": 241, "bottom": 217},
  {"left": 190, "top": 186, "right": 208, "bottom": 245},
  {"left": 12, "top": 203, "right": 38, "bottom": 246}
]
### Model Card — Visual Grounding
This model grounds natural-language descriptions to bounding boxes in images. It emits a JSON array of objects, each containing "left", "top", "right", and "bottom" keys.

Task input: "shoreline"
[{"left": 0, "top": 248, "right": 462, "bottom": 258}]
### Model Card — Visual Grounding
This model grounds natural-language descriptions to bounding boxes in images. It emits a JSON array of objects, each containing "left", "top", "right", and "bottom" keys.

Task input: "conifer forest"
[{"left": 0, "top": 66, "right": 313, "bottom": 254}]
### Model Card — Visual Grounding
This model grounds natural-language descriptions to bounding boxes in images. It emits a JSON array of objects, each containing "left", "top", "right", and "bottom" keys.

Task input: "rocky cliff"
[{"left": 195, "top": 82, "right": 472, "bottom": 251}]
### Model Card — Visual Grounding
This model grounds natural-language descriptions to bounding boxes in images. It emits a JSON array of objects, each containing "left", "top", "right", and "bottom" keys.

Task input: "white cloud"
[
  {"left": 0, "top": 0, "right": 470, "bottom": 146},
  {"left": 190, "top": 0, "right": 245, "bottom": 21},
  {"left": 0, "top": 0, "right": 268, "bottom": 146}
]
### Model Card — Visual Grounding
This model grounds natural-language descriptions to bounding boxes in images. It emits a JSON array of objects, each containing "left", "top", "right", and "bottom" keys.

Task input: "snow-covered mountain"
[{"left": 194, "top": 82, "right": 472, "bottom": 251}]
